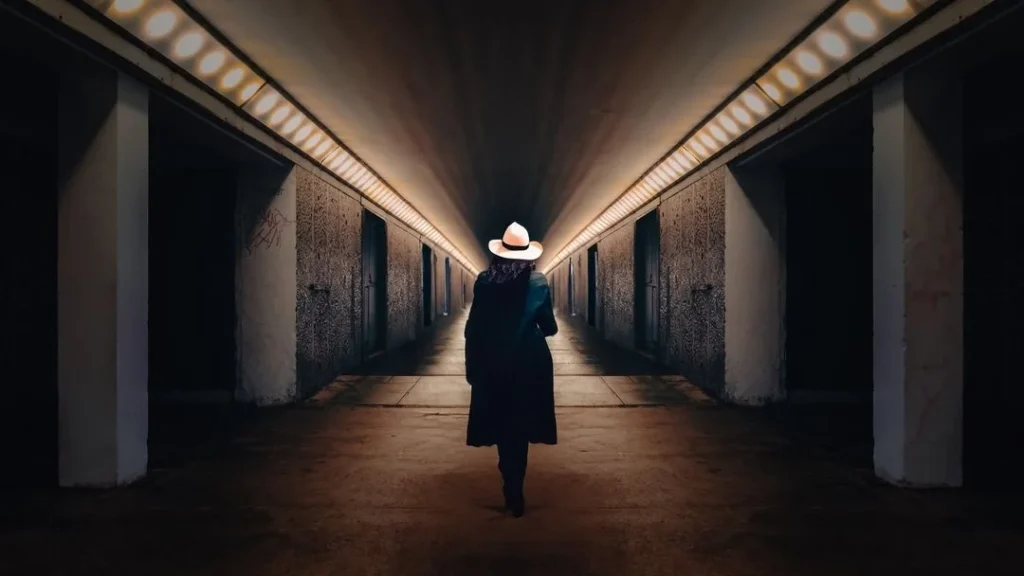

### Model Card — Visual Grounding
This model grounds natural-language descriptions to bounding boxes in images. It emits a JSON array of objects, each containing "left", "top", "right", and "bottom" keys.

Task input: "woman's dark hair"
[{"left": 487, "top": 255, "right": 533, "bottom": 284}]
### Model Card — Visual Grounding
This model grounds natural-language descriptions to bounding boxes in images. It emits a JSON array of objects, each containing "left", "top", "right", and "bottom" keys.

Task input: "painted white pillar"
[
  {"left": 57, "top": 67, "right": 149, "bottom": 487},
  {"left": 724, "top": 166, "right": 786, "bottom": 405},
  {"left": 872, "top": 66, "right": 963, "bottom": 487},
  {"left": 235, "top": 168, "right": 298, "bottom": 405}
]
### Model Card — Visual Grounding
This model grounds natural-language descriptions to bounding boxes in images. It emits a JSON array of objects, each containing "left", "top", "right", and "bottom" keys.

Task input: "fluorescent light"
[
  {"left": 844, "top": 9, "right": 879, "bottom": 39},
  {"left": 86, "top": 0, "right": 484, "bottom": 274},
  {"left": 817, "top": 31, "right": 850, "bottom": 59},
  {"left": 198, "top": 50, "right": 226, "bottom": 76},
  {"left": 876, "top": 0, "right": 910, "bottom": 16},
  {"left": 795, "top": 50, "right": 824, "bottom": 75},
  {"left": 111, "top": 0, "right": 144, "bottom": 15},
  {"left": 144, "top": 10, "right": 176, "bottom": 39}
]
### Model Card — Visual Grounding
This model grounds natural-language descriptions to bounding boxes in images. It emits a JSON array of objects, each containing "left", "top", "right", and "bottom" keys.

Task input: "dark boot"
[
  {"left": 497, "top": 440, "right": 529, "bottom": 517},
  {"left": 502, "top": 480, "right": 525, "bottom": 517}
]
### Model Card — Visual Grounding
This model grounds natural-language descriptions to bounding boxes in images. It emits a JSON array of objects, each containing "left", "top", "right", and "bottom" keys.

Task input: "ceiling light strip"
[
  {"left": 542, "top": 0, "right": 935, "bottom": 274},
  {"left": 87, "top": 0, "right": 479, "bottom": 275}
]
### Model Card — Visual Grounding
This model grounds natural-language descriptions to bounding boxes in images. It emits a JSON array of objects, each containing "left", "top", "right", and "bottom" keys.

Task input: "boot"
[{"left": 503, "top": 481, "right": 525, "bottom": 517}]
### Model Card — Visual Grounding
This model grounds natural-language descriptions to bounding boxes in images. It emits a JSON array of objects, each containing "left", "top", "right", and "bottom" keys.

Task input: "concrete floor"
[{"left": 3, "top": 311, "right": 1021, "bottom": 575}]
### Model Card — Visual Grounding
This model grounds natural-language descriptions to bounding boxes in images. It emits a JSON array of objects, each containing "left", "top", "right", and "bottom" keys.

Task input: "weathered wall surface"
[
  {"left": 598, "top": 223, "right": 635, "bottom": 350},
  {"left": 386, "top": 224, "right": 421, "bottom": 350},
  {"left": 295, "top": 168, "right": 363, "bottom": 397},
  {"left": 659, "top": 167, "right": 726, "bottom": 394}
]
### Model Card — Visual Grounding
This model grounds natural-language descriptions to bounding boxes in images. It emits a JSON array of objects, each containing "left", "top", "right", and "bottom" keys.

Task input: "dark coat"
[{"left": 464, "top": 270, "right": 558, "bottom": 446}]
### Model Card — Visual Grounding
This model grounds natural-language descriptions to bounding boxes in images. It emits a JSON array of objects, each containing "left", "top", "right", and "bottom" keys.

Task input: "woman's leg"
[{"left": 497, "top": 439, "right": 529, "bottom": 515}]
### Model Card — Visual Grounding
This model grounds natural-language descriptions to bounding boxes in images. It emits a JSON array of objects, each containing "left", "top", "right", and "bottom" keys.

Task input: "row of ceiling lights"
[
  {"left": 88, "top": 0, "right": 480, "bottom": 275},
  {"left": 542, "top": 0, "right": 936, "bottom": 274}
]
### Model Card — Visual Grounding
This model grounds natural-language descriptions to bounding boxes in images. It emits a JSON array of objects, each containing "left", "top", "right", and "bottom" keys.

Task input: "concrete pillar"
[
  {"left": 724, "top": 166, "right": 786, "bottom": 405},
  {"left": 235, "top": 168, "right": 298, "bottom": 405},
  {"left": 872, "top": 66, "right": 963, "bottom": 487},
  {"left": 57, "top": 67, "right": 149, "bottom": 487}
]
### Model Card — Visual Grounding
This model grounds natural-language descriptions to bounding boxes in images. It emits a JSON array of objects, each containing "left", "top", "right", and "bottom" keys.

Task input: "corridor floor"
[{"left": 3, "top": 311, "right": 1021, "bottom": 575}]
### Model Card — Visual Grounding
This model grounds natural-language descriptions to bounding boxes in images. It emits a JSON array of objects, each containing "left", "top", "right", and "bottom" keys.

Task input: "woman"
[{"left": 464, "top": 222, "right": 558, "bottom": 518}]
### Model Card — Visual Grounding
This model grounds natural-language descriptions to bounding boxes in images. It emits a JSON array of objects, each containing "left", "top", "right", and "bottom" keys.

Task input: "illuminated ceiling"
[{"left": 168, "top": 0, "right": 844, "bottom": 271}]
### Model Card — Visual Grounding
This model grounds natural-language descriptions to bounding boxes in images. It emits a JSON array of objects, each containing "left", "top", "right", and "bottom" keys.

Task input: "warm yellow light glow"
[
  {"left": 667, "top": 156, "right": 685, "bottom": 173},
  {"left": 720, "top": 115, "right": 740, "bottom": 135},
  {"left": 314, "top": 140, "right": 332, "bottom": 157},
  {"left": 758, "top": 82, "right": 781, "bottom": 104},
  {"left": 269, "top": 105, "right": 290, "bottom": 125},
  {"left": 221, "top": 67, "right": 244, "bottom": 89},
  {"left": 198, "top": 51, "right": 226, "bottom": 75},
  {"left": 844, "top": 10, "right": 878, "bottom": 39},
  {"left": 700, "top": 133, "right": 718, "bottom": 151},
  {"left": 731, "top": 105, "right": 752, "bottom": 126},
  {"left": 710, "top": 124, "right": 728, "bottom": 143},
  {"left": 240, "top": 82, "right": 261, "bottom": 102},
  {"left": 691, "top": 140, "right": 707, "bottom": 157},
  {"left": 877, "top": 0, "right": 910, "bottom": 15},
  {"left": 675, "top": 151, "right": 693, "bottom": 169},
  {"left": 294, "top": 124, "right": 313, "bottom": 142},
  {"left": 795, "top": 50, "right": 823, "bottom": 75},
  {"left": 144, "top": 10, "right": 177, "bottom": 39},
  {"left": 279, "top": 115, "right": 299, "bottom": 134},
  {"left": 173, "top": 32, "right": 204, "bottom": 59},
  {"left": 112, "top": 0, "right": 144, "bottom": 15},
  {"left": 777, "top": 67, "right": 800, "bottom": 89},
  {"left": 818, "top": 31, "right": 849, "bottom": 59},
  {"left": 743, "top": 92, "right": 768, "bottom": 115}
]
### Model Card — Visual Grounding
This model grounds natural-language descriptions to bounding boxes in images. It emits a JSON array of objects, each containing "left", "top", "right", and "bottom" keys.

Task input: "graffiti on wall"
[{"left": 247, "top": 207, "right": 294, "bottom": 255}]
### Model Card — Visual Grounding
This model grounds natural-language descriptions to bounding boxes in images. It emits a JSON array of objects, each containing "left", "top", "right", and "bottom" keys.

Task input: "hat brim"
[{"left": 488, "top": 239, "right": 543, "bottom": 261}]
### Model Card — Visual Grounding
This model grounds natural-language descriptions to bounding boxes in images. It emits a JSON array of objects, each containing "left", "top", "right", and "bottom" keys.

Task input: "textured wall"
[
  {"left": 598, "top": 223, "right": 635, "bottom": 350},
  {"left": 236, "top": 167, "right": 297, "bottom": 405},
  {"left": 295, "top": 168, "right": 363, "bottom": 397},
  {"left": 659, "top": 167, "right": 726, "bottom": 394},
  {"left": 386, "top": 224, "right": 421, "bottom": 350}
]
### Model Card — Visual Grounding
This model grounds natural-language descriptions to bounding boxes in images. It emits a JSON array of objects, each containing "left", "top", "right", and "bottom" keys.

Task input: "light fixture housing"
[
  {"left": 543, "top": 0, "right": 937, "bottom": 274},
  {"left": 83, "top": 0, "right": 479, "bottom": 274}
]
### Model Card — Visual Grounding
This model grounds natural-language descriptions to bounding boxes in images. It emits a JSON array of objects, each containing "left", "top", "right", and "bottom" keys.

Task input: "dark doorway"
[
  {"left": 444, "top": 257, "right": 452, "bottom": 315},
  {"left": 422, "top": 244, "right": 433, "bottom": 326},
  {"left": 588, "top": 246, "right": 598, "bottom": 327},
  {"left": 634, "top": 211, "right": 660, "bottom": 352},
  {"left": 362, "top": 210, "right": 387, "bottom": 355},
  {"left": 568, "top": 259, "right": 576, "bottom": 316},
  {"left": 962, "top": 15, "right": 1024, "bottom": 490},
  {"left": 0, "top": 14, "right": 59, "bottom": 489}
]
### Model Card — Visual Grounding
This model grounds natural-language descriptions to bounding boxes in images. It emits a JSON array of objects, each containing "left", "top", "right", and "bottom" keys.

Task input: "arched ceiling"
[{"left": 187, "top": 0, "right": 834, "bottom": 270}]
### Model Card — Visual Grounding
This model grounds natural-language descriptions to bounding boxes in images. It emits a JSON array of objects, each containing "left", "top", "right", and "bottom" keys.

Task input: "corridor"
[
  {"left": 3, "top": 311, "right": 1019, "bottom": 576},
  {"left": 4, "top": 0, "right": 1024, "bottom": 573}
]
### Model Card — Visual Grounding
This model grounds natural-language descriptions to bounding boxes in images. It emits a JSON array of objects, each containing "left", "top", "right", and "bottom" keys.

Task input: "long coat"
[{"left": 464, "top": 270, "right": 558, "bottom": 447}]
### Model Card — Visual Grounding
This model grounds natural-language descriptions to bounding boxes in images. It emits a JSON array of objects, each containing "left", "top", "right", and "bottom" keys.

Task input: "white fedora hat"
[{"left": 488, "top": 222, "right": 543, "bottom": 261}]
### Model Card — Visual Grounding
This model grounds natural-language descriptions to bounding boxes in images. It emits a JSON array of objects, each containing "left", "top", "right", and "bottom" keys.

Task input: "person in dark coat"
[{"left": 465, "top": 222, "right": 558, "bottom": 518}]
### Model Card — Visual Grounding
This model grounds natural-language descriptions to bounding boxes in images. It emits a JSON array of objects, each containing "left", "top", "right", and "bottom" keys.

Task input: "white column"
[
  {"left": 724, "top": 166, "right": 786, "bottom": 405},
  {"left": 58, "top": 67, "right": 149, "bottom": 487},
  {"left": 235, "top": 168, "right": 298, "bottom": 405},
  {"left": 872, "top": 66, "right": 963, "bottom": 487}
]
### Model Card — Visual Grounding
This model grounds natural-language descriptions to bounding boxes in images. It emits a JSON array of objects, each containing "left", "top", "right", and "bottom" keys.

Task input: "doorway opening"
[
  {"left": 587, "top": 246, "right": 598, "bottom": 327},
  {"left": 1, "top": 14, "right": 59, "bottom": 489},
  {"left": 962, "top": 11, "right": 1024, "bottom": 490},
  {"left": 634, "top": 211, "right": 660, "bottom": 352},
  {"left": 444, "top": 256, "right": 452, "bottom": 315},
  {"left": 362, "top": 210, "right": 387, "bottom": 356},
  {"left": 422, "top": 244, "right": 433, "bottom": 326},
  {"left": 568, "top": 259, "right": 576, "bottom": 316}
]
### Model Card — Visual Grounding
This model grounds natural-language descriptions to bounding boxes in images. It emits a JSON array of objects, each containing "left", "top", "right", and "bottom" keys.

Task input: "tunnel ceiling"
[{"left": 186, "top": 0, "right": 833, "bottom": 270}]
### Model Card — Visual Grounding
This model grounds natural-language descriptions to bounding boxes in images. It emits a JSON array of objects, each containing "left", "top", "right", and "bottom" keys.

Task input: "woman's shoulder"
[{"left": 527, "top": 271, "right": 549, "bottom": 288}]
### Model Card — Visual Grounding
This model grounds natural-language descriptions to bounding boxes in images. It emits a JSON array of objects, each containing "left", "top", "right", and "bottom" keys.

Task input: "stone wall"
[
  {"left": 295, "top": 168, "right": 363, "bottom": 397},
  {"left": 659, "top": 167, "right": 726, "bottom": 394},
  {"left": 598, "top": 223, "right": 635, "bottom": 350},
  {"left": 386, "top": 224, "right": 422, "bottom": 350}
]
